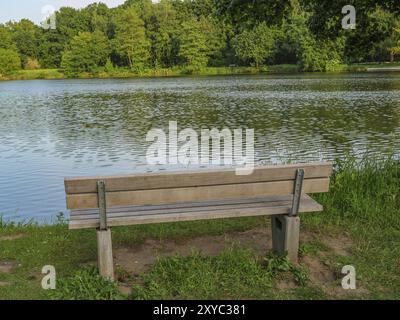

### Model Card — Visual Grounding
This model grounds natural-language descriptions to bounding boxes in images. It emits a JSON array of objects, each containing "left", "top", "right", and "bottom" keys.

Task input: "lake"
[{"left": 1, "top": 73, "right": 400, "bottom": 222}]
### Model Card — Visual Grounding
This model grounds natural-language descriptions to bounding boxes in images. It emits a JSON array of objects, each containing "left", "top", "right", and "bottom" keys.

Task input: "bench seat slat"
[
  {"left": 70, "top": 195, "right": 304, "bottom": 215},
  {"left": 69, "top": 195, "right": 322, "bottom": 229}
]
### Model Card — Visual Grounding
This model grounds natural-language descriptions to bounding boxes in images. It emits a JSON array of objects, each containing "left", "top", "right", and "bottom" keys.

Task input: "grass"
[
  {"left": 346, "top": 61, "right": 400, "bottom": 72},
  {"left": 50, "top": 267, "right": 124, "bottom": 300},
  {"left": 0, "top": 69, "right": 65, "bottom": 81},
  {"left": 3, "top": 62, "right": 400, "bottom": 82},
  {"left": 0, "top": 66, "right": 262, "bottom": 82},
  {"left": 2, "top": 62, "right": 400, "bottom": 82},
  {"left": 133, "top": 250, "right": 309, "bottom": 300},
  {"left": 268, "top": 64, "right": 300, "bottom": 73},
  {"left": 0, "top": 155, "right": 399, "bottom": 299}
]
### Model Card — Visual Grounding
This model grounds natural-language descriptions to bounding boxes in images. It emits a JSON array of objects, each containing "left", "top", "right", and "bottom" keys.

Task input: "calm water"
[{"left": 1, "top": 73, "right": 400, "bottom": 222}]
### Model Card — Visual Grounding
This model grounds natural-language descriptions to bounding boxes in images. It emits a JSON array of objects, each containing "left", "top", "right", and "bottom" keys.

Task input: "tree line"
[{"left": 1, "top": 0, "right": 400, "bottom": 76}]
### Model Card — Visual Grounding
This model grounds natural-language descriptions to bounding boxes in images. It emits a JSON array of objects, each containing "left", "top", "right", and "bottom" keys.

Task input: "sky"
[{"left": 0, "top": 0, "right": 126, "bottom": 24}]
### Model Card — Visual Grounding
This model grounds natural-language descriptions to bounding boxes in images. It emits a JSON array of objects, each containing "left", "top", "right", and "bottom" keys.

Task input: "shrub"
[
  {"left": 24, "top": 57, "right": 40, "bottom": 70},
  {"left": 0, "top": 48, "right": 21, "bottom": 74}
]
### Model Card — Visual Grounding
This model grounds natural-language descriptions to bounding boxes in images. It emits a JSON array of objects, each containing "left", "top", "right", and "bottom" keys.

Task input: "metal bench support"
[
  {"left": 96, "top": 180, "right": 114, "bottom": 280},
  {"left": 290, "top": 168, "right": 304, "bottom": 217},
  {"left": 271, "top": 168, "right": 304, "bottom": 263}
]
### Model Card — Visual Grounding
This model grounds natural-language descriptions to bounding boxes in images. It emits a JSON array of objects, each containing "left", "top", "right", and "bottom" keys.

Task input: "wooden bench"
[{"left": 64, "top": 162, "right": 332, "bottom": 280}]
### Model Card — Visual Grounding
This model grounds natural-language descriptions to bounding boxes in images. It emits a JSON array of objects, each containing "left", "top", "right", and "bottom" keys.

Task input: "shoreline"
[{"left": 2, "top": 63, "right": 396, "bottom": 82}]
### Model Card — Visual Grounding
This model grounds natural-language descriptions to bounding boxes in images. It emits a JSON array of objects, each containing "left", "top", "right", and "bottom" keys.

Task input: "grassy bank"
[
  {"left": 0, "top": 66, "right": 262, "bottom": 82},
  {"left": 346, "top": 61, "right": 400, "bottom": 72},
  {"left": 0, "top": 156, "right": 399, "bottom": 300},
  {"left": 2, "top": 63, "right": 400, "bottom": 82}
]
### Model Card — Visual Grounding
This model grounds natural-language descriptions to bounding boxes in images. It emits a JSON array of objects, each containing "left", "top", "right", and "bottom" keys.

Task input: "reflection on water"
[{"left": 1, "top": 73, "right": 400, "bottom": 222}]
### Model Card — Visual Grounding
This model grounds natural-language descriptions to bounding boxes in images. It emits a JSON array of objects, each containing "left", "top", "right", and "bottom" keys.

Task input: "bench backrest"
[{"left": 65, "top": 162, "right": 332, "bottom": 210}]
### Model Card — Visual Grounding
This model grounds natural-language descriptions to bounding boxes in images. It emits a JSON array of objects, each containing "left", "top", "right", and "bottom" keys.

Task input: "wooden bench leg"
[
  {"left": 97, "top": 228, "right": 114, "bottom": 281},
  {"left": 271, "top": 215, "right": 300, "bottom": 264}
]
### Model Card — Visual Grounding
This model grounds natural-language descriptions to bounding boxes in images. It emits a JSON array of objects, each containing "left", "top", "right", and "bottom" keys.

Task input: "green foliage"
[
  {"left": 388, "top": 20, "right": 400, "bottom": 60},
  {"left": 1, "top": 0, "right": 400, "bottom": 76},
  {"left": 9, "top": 19, "right": 40, "bottom": 65},
  {"left": 299, "top": 38, "right": 344, "bottom": 72},
  {"left": 233, "top": 22, "right": 276, "bottom": 68},
  {"left": 0, "top": 25, "right": 16, "bottom": 50},
  {"left": 146, "top": 0, "right": 179, "bottom": 67},
  {"left": 276, "top": 10, "right": 344, "bottom": 72},
  {"left": 104, "top": 58, "right": 115, "bottom": 73},
  {"left": 199, "top": 16, "right": 228, "bottom": 66},
  {"left": 178, "top": 17, "right": 208, "bottom": 69},
  {"left": 51, "top": 267, "right": 123, "bottom": 300},
  {"left": 38, "top": 30, "right": 66, "bottom": 68},
  {"left": 61, "top": 31, "right": 110, "bottom": 77},
  {"left": 24, "top": 58, "right": 40, "bottom": 70},
  {"left": 0, "top": 48, "right": 21, "bottom": 74},
  {"left": 113, "top": 6, "right": 150, "bottom": 69}
]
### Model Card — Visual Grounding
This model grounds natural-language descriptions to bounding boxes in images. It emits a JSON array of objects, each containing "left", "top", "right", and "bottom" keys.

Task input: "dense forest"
[{"left": 1, "top": 0, "right": 400, "bottom": 76}]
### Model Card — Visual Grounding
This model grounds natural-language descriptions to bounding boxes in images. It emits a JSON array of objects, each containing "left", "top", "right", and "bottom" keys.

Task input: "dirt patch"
[
  {"left": 321, "top": 234, "right": 353, "bottom": 256},
  {"left": 0, "top": 262, "right": 16, "bottom": 274},
  {"left": 114, "top": 227, "right": 272, "bottom": 275},
  {"left": 0, "top": 281, "right": 12, "bottom": 287},
  {"left": 118, "top": 284, "right": 133, "bottom": 296},
  {"left": 326, "top": 285, "right": 369, "bottom": 298},
  {"left": 301, "top": 256, "right": 336, "bottom": 285},
  {"left": 0, "top": 234, "right": 25, "bottom": 241},
  {"left": 276, "top": 276, "right": 297, "bottom": 291}
]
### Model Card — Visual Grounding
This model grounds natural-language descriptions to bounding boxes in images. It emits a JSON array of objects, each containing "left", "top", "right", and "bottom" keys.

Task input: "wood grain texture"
[
  {"left": 65, "top": 162, "right": 332, "bottom": 194},
  {"left": 69, "top": 195, "right": 323, "bottom": 229},
  {"left": 66, "top": 177, "right": 330, "bottom": 209},
  {"left": 97, "top": 229, "right": 114, "bottom": 280}
]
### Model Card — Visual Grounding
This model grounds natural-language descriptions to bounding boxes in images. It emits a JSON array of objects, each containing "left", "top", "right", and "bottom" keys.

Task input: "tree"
[
  {"left": 9, "top": 19, "right": 40, "bottom": 65},
  {"left": 0, "top": 48, "right": 21, "bottom": 74},
  {"left": 387, "top": 19, "right": 400, "bottom": 62},
  {"left": 80, "top": 3, "right": 112, "bottom": 34},
  {"left": 113, "top": 6, "right": 150, "bottom": 69},
  {"left": 146, "top": 0, "right": 180, "bottom": 67},
  {"left": 38, "top": 29, "right": 65, "bottom": 68},
  {"left": 0, "top": 0, "right": 399, "bottom": 75},
  {"left": 233, "top": 22, "right": 276, "bottom": 68},
  {"left": 61, "top": 31, "right": 110, "bottom": 76},
  {"left": 178, "top": 17, "right": 208, "bottom": 69},
  {"left": 215, "top": 0, "right": 293, "bottom": 28},
  {"left": 199, "top": 16, "right": 228, "bottom": 66},
  {"left": 276, "top": 9, "right": 344, "bottom": 71},
  {"left": 0, "top": 25, "right": 16, "bottom": 50}
]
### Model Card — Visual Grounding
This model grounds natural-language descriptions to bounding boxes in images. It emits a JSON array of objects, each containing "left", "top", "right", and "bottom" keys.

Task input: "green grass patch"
[
  {"left": 1, "top": 63, "right": 379, "bottom": 82},
  {"left": 4, "top": 69, "right": 65, "bottom": 80},
  {"left": 133, "top": 250, "right": 307, "bottom": 300},
  {"left": 50, "top": 267, "right": 123, "bottom": 300},
  {"left": 346, "top": 61, "right": 400, "bottom": 72},
  {"left": 268, "top": 64, "right": 300, "bottom": 73}
]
